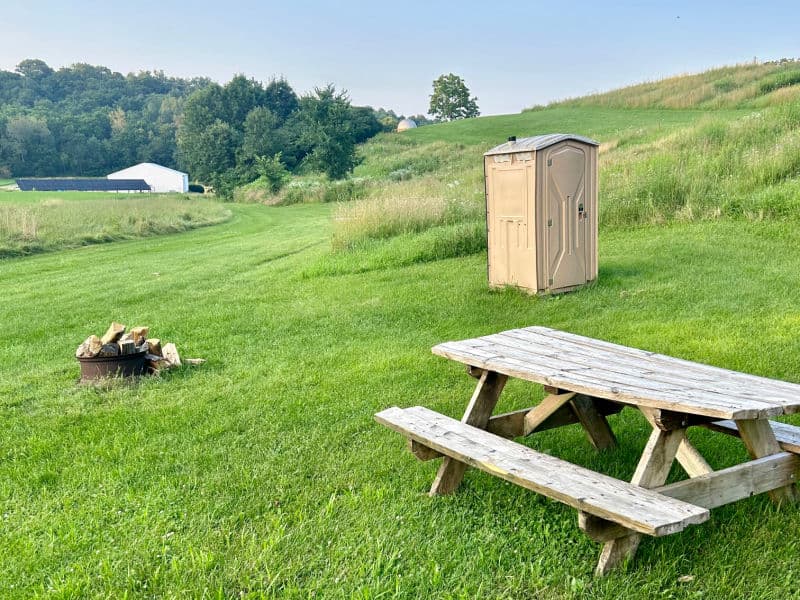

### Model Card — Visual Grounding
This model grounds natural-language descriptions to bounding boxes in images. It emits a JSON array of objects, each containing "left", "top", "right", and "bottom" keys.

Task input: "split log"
[
  {"left": 130, "top": 326, "right": 149, "bottom": 346},
  {"left": 146, "top": 353, "right": 170, "bottom": 372},
  {"left": 185, "top": 358, "right": 206, "bottom": 366},
  {"left": 100, "top": 322, "right": 126, "bottom": 345},
  {"left": 162, "top": 343, "right": 181, "bottom": 367},
  {"left": 146, "top": 338, "right": 162, "bottom": 357},
  {"left": 76, "top": 335, "right": 103, "bottom": 358},
  {"left": 98, "top": 343, "right": 120, "bottom": 357},
  {"left": 118, "top": 340, "right": 137, "bottom": 355}
]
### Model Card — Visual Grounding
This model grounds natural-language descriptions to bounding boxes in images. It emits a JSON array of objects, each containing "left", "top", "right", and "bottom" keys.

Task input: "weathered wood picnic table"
[{"left": 375, "top": 326, "right": 800, "bottom": 575}]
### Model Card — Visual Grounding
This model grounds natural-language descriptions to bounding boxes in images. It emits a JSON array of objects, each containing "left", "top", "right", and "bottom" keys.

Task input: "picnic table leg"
[
  {"left": 595, "top": 426, "right": 685, "bottom": 576},
  {"left": 640, "top": 408, "right": 713, "bottom": 477},
  {"left": 736, "top": 419, "right": 799, "bottom": 505},
  {"left": 571, "top": 394, "right": 618, "bottom": 450},
  {"left": 429, "top": 369, "right": 508, "bottom": 496}
]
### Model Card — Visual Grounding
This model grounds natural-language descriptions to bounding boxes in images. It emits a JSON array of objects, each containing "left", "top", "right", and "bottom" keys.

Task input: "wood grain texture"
[
  {"left": 736, "top": 419, "right": 799, "bottom": 504},
  {"left": 429, "top": 370, "right": 507, "bottom": 495},
  {"left": 375, "top": 406, "right": 708, "bottom": 536},
  {"left": 522, "top": 392, "right": 575, "bottom": 435},
  {"left": 488, "top": 399, "right": 624, "bottom": 439},
  {"left": 581, "top": 452, "right": 800, "bottom": 542},
  {"left": 571, "top": 394, "right": 618, "bottom": 450},
  {"left": 707, "top": 419, "right": 800, "bottom": 454},
  {"left": 432, "top": 326, "right": 800, "bottom": 419},
  {"left": 639, "top": 408, "right": 713, "bottom": 478},
  {"left": 595, "top": 427, "right": 685, "bottom": 576}
]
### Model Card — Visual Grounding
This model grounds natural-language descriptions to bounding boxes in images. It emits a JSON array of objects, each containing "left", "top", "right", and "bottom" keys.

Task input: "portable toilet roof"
[{"left": 484, "top": 133, "right": 599, "bottom": 156}]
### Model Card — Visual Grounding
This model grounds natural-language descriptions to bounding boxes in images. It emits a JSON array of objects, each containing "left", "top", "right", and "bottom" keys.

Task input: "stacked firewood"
[{"left": 75, "top": 322, "right": 196, "bottom": 373}]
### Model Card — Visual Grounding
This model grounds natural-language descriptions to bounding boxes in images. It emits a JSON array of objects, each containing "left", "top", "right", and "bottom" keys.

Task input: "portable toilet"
[{"left": 483, "top": 133, "right": 599, "bottom": 294}]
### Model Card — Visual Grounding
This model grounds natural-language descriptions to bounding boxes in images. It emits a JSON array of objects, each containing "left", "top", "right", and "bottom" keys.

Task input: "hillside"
[
  {"left": 548, "top": 59, "right": 800, "bottom": 109},
  {"left": 287, "top": 60, "right": 800, "bottom": 268}
]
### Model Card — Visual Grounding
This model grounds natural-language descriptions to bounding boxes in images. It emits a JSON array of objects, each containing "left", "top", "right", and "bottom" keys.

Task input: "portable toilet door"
[
  {"left": 540, "top": 139, "right": 598, "bottom": 291},
  {"left": 484, "top": 134, "right": 599, "bottom": 294}
]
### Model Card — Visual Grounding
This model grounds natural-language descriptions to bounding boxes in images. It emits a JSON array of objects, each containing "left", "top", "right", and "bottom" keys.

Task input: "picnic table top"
[{"left": 432, "top": 326, "right": 800, "bottom": 420}]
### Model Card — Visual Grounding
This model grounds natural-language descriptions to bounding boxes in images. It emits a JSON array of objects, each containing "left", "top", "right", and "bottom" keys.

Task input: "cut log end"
[
  {"left": 76, "top": 335, "right": 103, "bottom": 358},
  {"left": 162, "top": 343, "right": 181, "bottom": 368}
]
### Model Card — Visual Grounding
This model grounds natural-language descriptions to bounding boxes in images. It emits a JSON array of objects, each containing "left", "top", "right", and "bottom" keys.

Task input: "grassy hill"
[
  {"left": 549, "top": 59, "right": 800, "bottom": 109},
  {"left": 304, "top": 60, "right": 800, "bottom": 262}
]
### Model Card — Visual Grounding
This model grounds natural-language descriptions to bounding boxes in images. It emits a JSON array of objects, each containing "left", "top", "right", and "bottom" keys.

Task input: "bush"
[
  {"left": 321, "top": 179, "right": 368, "bottom": 203},
  {"left": 256, "top": 153, "right": 290, "bottom": 193}
]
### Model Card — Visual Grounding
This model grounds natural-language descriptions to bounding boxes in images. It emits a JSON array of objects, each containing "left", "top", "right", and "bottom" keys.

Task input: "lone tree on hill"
[{"left": 428, "top": 73, "right": 479, "bottom": 121}]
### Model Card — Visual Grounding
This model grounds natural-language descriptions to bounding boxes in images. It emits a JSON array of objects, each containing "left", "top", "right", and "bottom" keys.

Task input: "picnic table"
[{"left": 375, "top": 326, "right": 800, "bottom": 575}]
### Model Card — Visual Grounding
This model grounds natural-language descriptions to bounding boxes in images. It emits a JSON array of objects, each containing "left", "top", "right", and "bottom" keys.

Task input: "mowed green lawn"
[
  {"left": 3, "top": 202, "right": 800, "bottom": 598},
  {"left": 401, "top": 106, "right": 749, "bottom": 145}
]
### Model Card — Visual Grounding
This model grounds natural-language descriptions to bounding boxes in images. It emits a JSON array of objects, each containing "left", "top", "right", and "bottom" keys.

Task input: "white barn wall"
[{"left": 108, "top": 163, "right": 188, "bottom": 193}]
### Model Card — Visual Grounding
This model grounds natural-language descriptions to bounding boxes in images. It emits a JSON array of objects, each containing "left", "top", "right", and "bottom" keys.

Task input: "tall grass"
[
  {"left": 332, "top": 189, "right": 483, "bottom": 250},
  {"left": 601, "top": 102, "right": 800, "bottom": 225},
  {"left": 551, "top": 60, "right": 800, "bottom": 109},
  {"left": 0, "top": 195, "right": 231, "bottom": 257}
]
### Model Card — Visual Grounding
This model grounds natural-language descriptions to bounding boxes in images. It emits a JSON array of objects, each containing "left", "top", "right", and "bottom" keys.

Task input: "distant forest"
[{"left": 0, "top": 59, "right": 421, "bottom": 192}]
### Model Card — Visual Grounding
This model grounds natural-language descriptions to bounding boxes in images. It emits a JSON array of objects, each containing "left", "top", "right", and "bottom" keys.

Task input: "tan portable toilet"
[{"left": 484, "top": 133, "right": 599, "bottom": 294}]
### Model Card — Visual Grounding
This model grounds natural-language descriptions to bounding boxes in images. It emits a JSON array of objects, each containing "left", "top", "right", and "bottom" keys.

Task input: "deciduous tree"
[{"left": 428, "top": 73, "right": 480, "bottom": 121}]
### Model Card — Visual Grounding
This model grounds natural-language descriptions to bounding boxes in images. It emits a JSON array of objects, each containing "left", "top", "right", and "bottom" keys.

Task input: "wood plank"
[
  {"left": 432, "top": 341, "right": 776, "bottom": 420},
  {"left": 571, "top": 394, "right": 618, "bottom": 450},
  {"left": 488, "top": 400, "right": 624, "bottom": 439},
  {"left": 467, "top": 333, "right": 789, "bottom": 418},
  {"left": 639, "top": 408, "right": 713, "bottom": 478},
  {"left": 706, "top": 419, "right": 800, "bottom": 454},
  {"left": 736, "top": 419, "right": 799, "bottom": 504},
  {"left": 429, "top": 370, "right": 507, "bottom": 495},
  {"left": 409, "top": 439, "right": 441, "bottom": 461},
  {"left": 579, "top": 513, "right": 629, "bottom": 542},
  {"left": 487, "top": 407, "right": 534, "bottom": 439},
  {"left": 503, "top": 328, "right": 800, "bottom": 412},
  {"left": 658, "top": 452, "right": 800, "bottom": 508},
  {"left": 595, "top": 427, "right": 685, "bottom": 576},
  {"left": 525, "top": 326, "right": 800, "bottom": 403},
  {"left": 523, "top": 392, "right": 575, "bottom": 435},
  {"left": 376, "top": 406, "right": 708, "bottom": 537},
  {"left": 581, "top": 452, "right": 800, "bottom": 542}
]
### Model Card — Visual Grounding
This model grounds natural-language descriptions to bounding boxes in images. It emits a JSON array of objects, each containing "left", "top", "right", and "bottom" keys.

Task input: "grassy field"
[
  {"left": 5, "top": 61, "right": 800, "bottom": 597},
  {"left": 3, "top": 202, "right": 800, "bottom": 598},
  {"left": 0, "top": 192, "right": 230, "bottom": 257}
]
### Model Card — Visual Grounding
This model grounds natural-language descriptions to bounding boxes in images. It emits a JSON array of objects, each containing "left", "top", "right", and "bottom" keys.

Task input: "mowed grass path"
[{"left": 3, "top": 204, "right": 800, "bottom": 598}]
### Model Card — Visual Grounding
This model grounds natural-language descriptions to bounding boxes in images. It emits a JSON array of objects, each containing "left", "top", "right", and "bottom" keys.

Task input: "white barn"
[{"left": 108, "top": 163, "right": 188, "bottom": 193}]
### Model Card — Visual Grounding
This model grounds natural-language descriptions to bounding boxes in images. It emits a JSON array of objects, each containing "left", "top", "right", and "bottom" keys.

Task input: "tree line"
[{"left": 0, "top": 59, "right": 418, "bottom": 195}]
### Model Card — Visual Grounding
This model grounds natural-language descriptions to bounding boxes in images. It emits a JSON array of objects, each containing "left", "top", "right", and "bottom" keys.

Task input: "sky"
[{"left": 2, "top": 1, "right": 800, "bottom": 116}]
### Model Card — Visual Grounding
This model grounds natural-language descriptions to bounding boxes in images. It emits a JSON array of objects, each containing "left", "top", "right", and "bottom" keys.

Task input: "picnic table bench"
[{"left": 375, "top": 326, "right": 800, "bottom": 575}]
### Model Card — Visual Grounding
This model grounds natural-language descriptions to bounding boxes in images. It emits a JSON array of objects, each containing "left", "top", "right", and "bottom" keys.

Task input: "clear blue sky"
[{"left": 2, "top": 1, "right": 799, "bottom": 116}]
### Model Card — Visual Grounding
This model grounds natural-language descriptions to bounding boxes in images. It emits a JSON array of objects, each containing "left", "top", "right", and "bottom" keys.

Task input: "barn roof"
[
  {"left": 484, "top": 133, "right": 599, "bottom": 156},
  {"left": 16, "top": 178, "right": 151, "bottom": 192},
  {"left": 108, "top": 162, "right": 187, "bottom": 177}
]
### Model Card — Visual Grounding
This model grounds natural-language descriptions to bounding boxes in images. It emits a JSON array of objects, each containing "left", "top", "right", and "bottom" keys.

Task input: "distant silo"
[{"left": 397, "top": 118, "right": 417, "bottom": 132}]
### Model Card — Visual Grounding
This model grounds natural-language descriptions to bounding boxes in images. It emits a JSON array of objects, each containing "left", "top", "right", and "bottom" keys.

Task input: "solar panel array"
[{"left": 16, "top": 178, "right": 151, "bottom": 192}]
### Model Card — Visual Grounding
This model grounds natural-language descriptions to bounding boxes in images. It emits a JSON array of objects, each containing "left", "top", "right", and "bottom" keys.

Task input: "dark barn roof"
[{"left": 16, "top": 178, "right": 151, "bottom": 192}]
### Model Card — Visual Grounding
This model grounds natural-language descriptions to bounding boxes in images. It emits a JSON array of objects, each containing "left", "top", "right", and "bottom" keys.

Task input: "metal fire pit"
[{"left": 77, "top": 350, "right": 147, "bottom": 381}]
